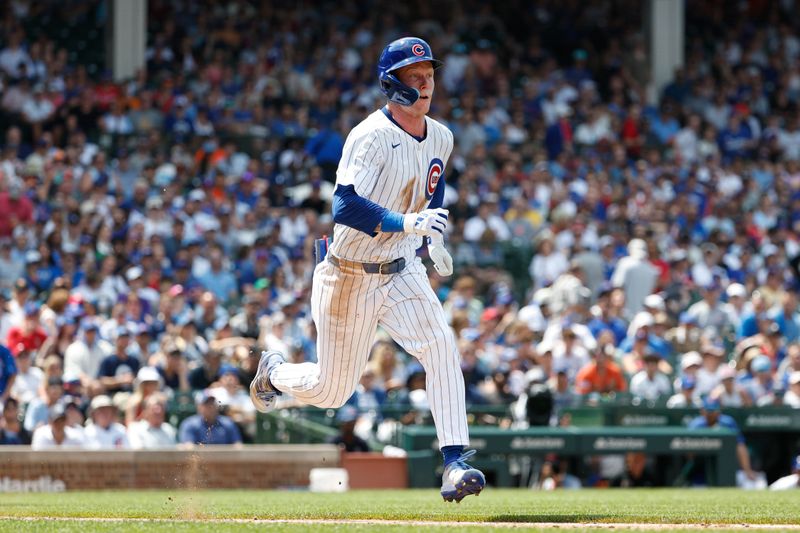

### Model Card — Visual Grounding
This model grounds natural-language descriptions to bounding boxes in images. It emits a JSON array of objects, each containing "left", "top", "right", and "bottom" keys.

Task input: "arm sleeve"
[{"left": 332, "top": 184, "right": 390, "bottom": 236}]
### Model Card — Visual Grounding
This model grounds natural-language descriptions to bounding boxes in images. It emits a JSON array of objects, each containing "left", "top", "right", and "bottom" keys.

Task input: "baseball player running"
[{"left": 250, "top": 37, "right": 484, "bottom": 502}]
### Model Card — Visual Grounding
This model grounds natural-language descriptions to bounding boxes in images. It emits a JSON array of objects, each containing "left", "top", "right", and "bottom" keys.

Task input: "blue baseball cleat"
[
  {"left": 440, "top": 449, "right": 485, "bottom": 503},
  {"left": 249, "top": 350, "right": 285, "bottom": 413}
]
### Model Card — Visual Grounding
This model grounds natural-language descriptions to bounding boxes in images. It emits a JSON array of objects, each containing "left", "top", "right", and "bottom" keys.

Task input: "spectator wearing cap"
[
  {"left": 156, "top": 343, "right": 190, "bottom": 394},
  {"left": 0, "top": 342, "right": 16, "bottom": 404},
  {"left": 629, "top": 352, "right": 672, "bottom": 402},
  {"left": 665, "top": 312, "right": 703, "bottom": 356},
  {"left": 721, "top": 283, "right": 750, "bottom": 334},
  {"left": 24, "top": 376, "right": 64, "bottom": 432},
  {"left": 770, "top": 455, "right": 800, "bottom": 490},
  {"left": 695, "top": 340, "right": 727, "bottom": 399},
  {"left": 666, "top": 376, "right": 700, "bottom": 408},
  {"left": 685, "top": 279, "right": 729, "bottom": 336},
  {"left": 688, "top": 397, "right": 757, "bottom": 484},
  {"left": 31, "top": 402, "right": 86, "bottom": 450},
  {"left": 575, "top": 343, "right": 627, "bottom": 396},
  {"left": 548, "top": 325, "right": 591, "bottom": 385},
  {"left": 770, "top": 292, "right": 800, "bottom": 344},
  {"left": 64, "top": 319, "right": 111, "bottom": 395},
  {"left": 207, "top": 363, "right": 255, "bottom": 423},
  {"left": 84, "top": 394, "right": 129, "bottom": 449},
  {"left": 97, "top": 326, "right": 140, "bottom": 397},
  {"left": 744, "top": 355, "right": 776, "bottom": 406},
  {"left": 125, "top": 366, "right": 163, "bottom": 426},
  {"left": 9, "top": 346, "right": 40, "bottom": 404},
  {"left": 712, "top": 366, "right": 751, "bottom": 408},
  {"left": 178, "top": 390, "right": 242, "bottom": 447},
  {"left": 0, "top": 397, "right": 31, "bottom": 445},
  {"left": 5, "top": 301, "right": 47, "bottom": 356},
  {"left": 328, "top": 404, "right": 370, "bottom": 453},
  {"left": 611, "top": 239, "right": 659, "bottom": 316}
]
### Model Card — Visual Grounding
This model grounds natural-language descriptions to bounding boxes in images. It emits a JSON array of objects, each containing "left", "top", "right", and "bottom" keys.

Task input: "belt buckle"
[{"left": 378, "top": 260, "right": 394, "bottom": 275}]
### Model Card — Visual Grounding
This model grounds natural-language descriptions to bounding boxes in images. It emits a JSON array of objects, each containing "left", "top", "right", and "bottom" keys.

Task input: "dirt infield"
[{"left": 4, "top": 516, "right": 800, "bottom": 530}]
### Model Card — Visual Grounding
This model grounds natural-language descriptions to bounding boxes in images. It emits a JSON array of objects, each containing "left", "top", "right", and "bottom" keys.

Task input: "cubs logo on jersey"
[{"left": 426, "top": 158, "right": 443, "bottom": 199}]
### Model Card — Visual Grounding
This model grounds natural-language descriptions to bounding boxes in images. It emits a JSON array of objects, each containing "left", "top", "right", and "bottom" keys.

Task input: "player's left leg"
[{"left": 379, "top": 258, "right": 485, "bottom": 502}]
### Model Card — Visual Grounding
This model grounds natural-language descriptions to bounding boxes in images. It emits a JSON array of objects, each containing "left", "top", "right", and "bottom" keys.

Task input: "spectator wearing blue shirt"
[
  {"left": 0, "top": 343, "right": 17, "bottom": 403},
  {"left": 97, "top": 327, "right": 140, "bottom": 396},
  {"left": 688, "top": 397, "right": 756, "bottom": 483},
  {"left": 178, "top": 391, "right": 242, "bottom": 446},
  {"left": 197, "top": 246, "right": 238, "bottom": 304},
  {"left": 771, "top": 293, "right": 800, "bottom": 344}
]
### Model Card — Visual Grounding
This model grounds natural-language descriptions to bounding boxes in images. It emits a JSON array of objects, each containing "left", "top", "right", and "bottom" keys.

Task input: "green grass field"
[{"left": 0, "top": 489, "right": 798, "bottom": 532}]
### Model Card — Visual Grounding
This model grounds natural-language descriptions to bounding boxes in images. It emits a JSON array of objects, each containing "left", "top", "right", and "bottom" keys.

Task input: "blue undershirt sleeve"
[{"left": 333, "top": 184, "right": 401, "bottom": 236}]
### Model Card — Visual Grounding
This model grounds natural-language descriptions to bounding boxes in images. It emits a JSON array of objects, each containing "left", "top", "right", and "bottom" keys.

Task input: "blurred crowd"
[{"left": 0, "top": 0, "right": 798, "bottom": 467}]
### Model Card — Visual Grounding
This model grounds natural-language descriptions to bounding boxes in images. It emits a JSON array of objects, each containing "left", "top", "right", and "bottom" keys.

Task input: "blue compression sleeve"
[{"left": 332, "top": 184, "right": 395, "bottom": 236}]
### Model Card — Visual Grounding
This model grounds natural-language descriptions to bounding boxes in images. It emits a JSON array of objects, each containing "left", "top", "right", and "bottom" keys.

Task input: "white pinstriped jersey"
[{"left": 330, "top": 108, "right": 454, "bottom": 263}]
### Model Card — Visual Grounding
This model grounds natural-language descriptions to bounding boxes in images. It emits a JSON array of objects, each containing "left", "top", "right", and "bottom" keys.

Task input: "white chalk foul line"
[{"left": 1, "top": 516, "right": 800, "bottom": 530}]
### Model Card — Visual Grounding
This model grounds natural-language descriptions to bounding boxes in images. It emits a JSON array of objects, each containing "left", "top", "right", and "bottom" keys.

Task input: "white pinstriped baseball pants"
[{"left": 269, "top": 256, "right": 469, "bottom": 447}]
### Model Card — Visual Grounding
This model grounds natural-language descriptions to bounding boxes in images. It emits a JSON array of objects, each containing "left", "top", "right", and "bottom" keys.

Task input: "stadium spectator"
[
  {"left": 83, "top": 395, "right": 129, "bottom": 450},
  {"left": 0, "top": 397, "right": 30, "bottom": 445},
  {"left": 31, "top": 403, "right": 86, "bottom": 450},
  {"left": 127, "top": 394, "right": 177, "bottom": 449},
  {"left": 124, "top": 367, "right": 163, "bottom": 426},
  {"left": 97, "top": 327, "right": 140, "bottom": 397},
  {"left": 575, "top": 344, "right": 627, "bottom": 396},
  {"left": 9, "top": 347, "right": 40, "bottom": 404},
  {"left": 178, "top": 391, "right": 242, "bottom": 446},
  {"left": 666, "top": 376, "right": 699, "bottom": 408},
  {"left": 629, "top": 352, "right": 673, "bottom": 402},
  {"left": 206, "top": 364, "right": 255, "bottom": 426},
  {"left": 328, "top": 404, "right": 369, "bottom": 453},
  {"left": 611, "top": 239, "right": 659, "bottom": 316},
  {"left": 63, "top": 320, "right": 110, "bottom": 395},
  {"left": 23, "top": 377, "right": 64, "bottom": 432}
]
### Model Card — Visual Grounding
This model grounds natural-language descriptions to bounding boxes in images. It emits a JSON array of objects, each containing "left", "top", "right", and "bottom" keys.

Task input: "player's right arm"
[{"left": 332, "top": 130, "right": 447, "bottom": 238}]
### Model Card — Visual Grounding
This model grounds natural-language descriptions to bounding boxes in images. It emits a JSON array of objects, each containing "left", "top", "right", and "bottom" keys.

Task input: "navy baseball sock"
[{"left": 442, "top": 445, "right": 465, "bottom": 468}]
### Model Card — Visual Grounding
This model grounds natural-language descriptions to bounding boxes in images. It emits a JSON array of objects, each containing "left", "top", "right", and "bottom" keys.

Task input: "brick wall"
[{"left": 0, "top": 445, "right": 340, "bottom": 490}]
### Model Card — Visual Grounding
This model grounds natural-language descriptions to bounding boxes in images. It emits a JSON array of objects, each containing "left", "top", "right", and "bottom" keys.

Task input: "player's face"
[{"left": 396, "top": 61, "right": 435, "bottom": 116}]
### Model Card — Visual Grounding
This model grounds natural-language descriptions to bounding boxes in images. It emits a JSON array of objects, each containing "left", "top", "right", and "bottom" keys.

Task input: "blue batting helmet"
[{"left": 377, "top": 37, "right": 442, "bottom": 107}]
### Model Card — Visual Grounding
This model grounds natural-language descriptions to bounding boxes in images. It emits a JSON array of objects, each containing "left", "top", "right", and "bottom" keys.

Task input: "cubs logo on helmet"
[
  {"left": 411, "top": 43, "right": 425, "bottom": 56},
  {"left": 425, "top": 158, "right": 444, "bottom": 199}
]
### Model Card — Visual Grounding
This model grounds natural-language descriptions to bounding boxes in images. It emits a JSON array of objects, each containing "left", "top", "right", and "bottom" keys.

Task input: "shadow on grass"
[{"left": 488, "top": 514, "right": 613, "bottom": 524}]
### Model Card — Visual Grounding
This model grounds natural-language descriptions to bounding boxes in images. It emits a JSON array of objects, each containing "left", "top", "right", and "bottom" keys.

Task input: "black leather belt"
[{"left": 328, "top": 254, "right": 406, "bottom": 275}]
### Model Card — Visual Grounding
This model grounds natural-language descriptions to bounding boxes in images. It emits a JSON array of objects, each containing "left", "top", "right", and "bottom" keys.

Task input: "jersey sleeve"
[{"left": 336, "top": 130, "right": 384, "bottom": 197}]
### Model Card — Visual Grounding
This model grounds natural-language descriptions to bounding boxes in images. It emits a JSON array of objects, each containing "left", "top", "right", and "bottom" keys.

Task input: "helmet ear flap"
[{"left": 380, "top": 72, "right": 420, "bottom": 107}]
